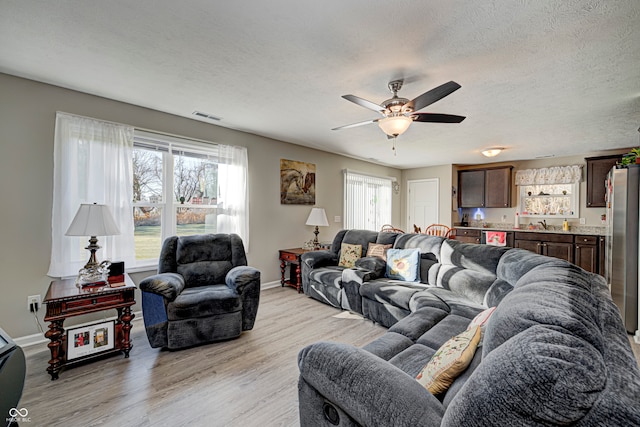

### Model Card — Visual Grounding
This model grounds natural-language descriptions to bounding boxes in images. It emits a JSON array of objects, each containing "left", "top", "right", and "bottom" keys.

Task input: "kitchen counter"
[{"left": 455, "top": 223, "right": 606, "bottom": 236}]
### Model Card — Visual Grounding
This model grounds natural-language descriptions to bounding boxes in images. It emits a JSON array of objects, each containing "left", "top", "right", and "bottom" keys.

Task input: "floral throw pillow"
[
  {"left": 416, "top": 326, "right": 481, "bottom": 395},
  {"left": 366, "top": 243, "right": 393, "bottom": 260},
  {"left": 385, "top": 248, "right": 420, "bottom": 281},
  {"left": 338, "top": 243, "right": 362, "bottom": 268}
]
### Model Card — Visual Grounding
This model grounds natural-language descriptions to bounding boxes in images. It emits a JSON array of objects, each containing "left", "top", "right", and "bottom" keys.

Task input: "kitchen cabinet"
[
  {"left": 574, "top": 235, "right": 599, "bottom": 274},
  {"left": 514, "top": 232, "right": 574, "bottom": 263},
  {"left": 586, "top": 155, "right": 621, "bottom": 207},
  {"left": 452, "top": 228, "right": 481, "bottom": 244},
  {"left": 458, "top": 166, "right": 512, "bottom": 208},
  {"left": 458, "top": 170, "right": 485, "bottom": 208},
  {"left": 598, "top": 236, "right": 606, "bottom": 276}
]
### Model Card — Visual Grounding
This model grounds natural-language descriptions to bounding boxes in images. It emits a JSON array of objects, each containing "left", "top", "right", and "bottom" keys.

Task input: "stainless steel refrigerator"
[{"left": 605, "top": 165, "right": 639, "bottom": 334}]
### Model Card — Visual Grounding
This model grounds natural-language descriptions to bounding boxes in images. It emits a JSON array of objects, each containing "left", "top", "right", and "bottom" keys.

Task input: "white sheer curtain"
[
  {"left": 216, "top": 144, "right": 249, "bottom": 248},
  {"left": 48, "top": 113, "right": 136, "bottom": 277},
  {"left": 515, "top": 165, "right": 582, "bottom": 185}
]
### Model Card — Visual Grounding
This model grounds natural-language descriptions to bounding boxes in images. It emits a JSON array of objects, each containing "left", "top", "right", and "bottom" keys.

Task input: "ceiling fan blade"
[
  {"left": 406, "top": 81, "right": 462, "bottom": 112},
  {"left": 342, "top": 95, "right": 385, "bottom": 113},
  {"left": 332, "top": 118, "right": 379, "bottom": 131},
  {"left": 412, "top": 113, "right": 466, "bottom": 123}
]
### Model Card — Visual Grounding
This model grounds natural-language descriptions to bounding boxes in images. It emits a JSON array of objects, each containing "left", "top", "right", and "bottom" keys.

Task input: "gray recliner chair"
[{"left": 140, "top": 233, "right": 260, "bottom": 349}]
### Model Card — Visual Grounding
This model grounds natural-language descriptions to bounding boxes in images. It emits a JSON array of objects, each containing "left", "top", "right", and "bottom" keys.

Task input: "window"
[
  {"left": 133, "top": 131, "right": 222, "bottom": 264},
  {"left": 343, "top": 170, "right": 392, "bottom": 231},
  {"left": 515, "top": 165, "right": 582, "bottom": 219},
  {"left": 518, "top": 182, "right": 579, "bottom": 218},
  {"left": 132, "top": 131, "right": 249, "bottom": 266},
  {"left": 49, "top": 113, "right": 248, "bottom": 277}
]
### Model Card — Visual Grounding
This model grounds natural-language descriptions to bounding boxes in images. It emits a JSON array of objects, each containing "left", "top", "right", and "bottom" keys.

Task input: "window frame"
[{"left": 132, "top": 130, "right": 223, "bottom": 268}]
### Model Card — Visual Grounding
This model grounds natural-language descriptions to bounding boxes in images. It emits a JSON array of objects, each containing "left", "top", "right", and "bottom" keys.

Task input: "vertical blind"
[{"left": 343, "top": 170, "right": 392, "bottom": 231}]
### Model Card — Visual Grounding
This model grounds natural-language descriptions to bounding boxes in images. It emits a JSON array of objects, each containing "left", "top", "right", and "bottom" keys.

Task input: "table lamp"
[
  {"left": 305, "top": 208, "right": 329, "bottom": 249},
  {"left": 65, "top": 203, "right": 121, "bottom": 270}
]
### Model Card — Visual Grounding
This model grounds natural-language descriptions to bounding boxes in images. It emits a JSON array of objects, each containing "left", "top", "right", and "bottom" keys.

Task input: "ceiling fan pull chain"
[{"left": 392, "top": 137, "right": 397, "bottom": 155}]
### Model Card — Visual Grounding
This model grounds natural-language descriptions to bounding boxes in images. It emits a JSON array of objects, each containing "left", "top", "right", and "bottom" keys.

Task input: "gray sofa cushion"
[
  {"left": 360, "top": 280, "right": 429, "bottom": 311},
  {"left": 340, "top": 229, "right": 379, "bottom": 257},
  {"left": 483, "top": 263, "right": 602, "bottom": 356},
  {"left": 167, "top": 284, "right": 242, "bottom": 320},
  {"left": 443, "top": 324, "right": 606, "bottom": 426}
]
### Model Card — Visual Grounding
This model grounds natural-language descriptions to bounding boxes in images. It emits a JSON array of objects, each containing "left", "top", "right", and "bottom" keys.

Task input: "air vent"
[
  {"left": 192, "top": 111, "right": 222, "bottom": 121},
  {"left": 535, "top": 154, "right": 555, "bottom": 159}
]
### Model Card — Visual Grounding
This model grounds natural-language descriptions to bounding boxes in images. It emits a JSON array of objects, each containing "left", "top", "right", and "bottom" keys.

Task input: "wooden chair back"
[
  {"left": 423, "top": 224, "right": 452, "bottom": 238},
  {"left": 380, "top": 224, "right": 405, "bottom": 233}
]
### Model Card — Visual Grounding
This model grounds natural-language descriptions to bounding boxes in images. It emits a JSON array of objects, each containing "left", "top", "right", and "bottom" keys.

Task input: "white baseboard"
[
  {"left": 261, "top": 280, "right": 282, "bottom": 290},
  {"left": 16, "top": 282, "right": 284, "bottom": 348},
  {"left": 14, "top": 310, "right": 144, "bottom": 348},
  {"left": 634, "top": 330, "right": 640, "bottom": 344}
]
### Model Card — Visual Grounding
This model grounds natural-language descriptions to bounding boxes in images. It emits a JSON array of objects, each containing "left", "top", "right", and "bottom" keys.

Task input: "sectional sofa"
[{"left": 297, "top": 229, "right": 640, "bottom": 426}]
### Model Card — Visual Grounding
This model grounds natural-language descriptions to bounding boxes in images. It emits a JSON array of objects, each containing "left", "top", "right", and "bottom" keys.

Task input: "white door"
[{"left": 408, "top": 179, "right": 439, "bottom": 230}]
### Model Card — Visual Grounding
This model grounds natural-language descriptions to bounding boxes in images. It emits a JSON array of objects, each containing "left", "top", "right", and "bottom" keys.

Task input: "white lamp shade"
[
  {"left": 65, "top": 203, "right": 121, "bottom": 236},
  {"left": 306, "top": 208, "right": 329, "bottom": 227},
  {"left": 378, "top": 115, "right": 412, "bottom": 137}
]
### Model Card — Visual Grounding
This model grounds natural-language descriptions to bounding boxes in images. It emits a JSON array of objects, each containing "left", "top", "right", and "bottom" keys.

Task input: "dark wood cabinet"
[
  {"left": 485, "top": 167, "right": 512, "bottom": 208},
  {"left": 574, "top": 235, "right": 598, "bottom": 274},
  {"left": 599, "top": 236, "right": 606, "bottom": 275},
  {"left": 458, "top": 167, "right": 512, "bottom": 208},
  {"left": 586, "top": 155, "right": 621, "bottom": 207},
  {"left": 514, "top": 232, "right": 574, "bottom": 263},
  {"left": 452, "top": 228, "right": 481, "bottom": 244},
  {"left": 458, "top": 170, "right": 485, "bottom": 207}
]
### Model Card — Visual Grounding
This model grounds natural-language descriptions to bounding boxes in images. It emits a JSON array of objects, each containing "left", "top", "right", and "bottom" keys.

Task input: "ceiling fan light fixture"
[
  {"left": 378, "top": 115, "right": 412, "bottom": 137},
  {"left": 481, "top": 147, "right": 504, "bottom": 157}
]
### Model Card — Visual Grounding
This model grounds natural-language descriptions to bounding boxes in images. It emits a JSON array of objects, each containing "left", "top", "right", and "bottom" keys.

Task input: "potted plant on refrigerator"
[{"left": 620, "top": 148, "right": 640, "bottom": 166}]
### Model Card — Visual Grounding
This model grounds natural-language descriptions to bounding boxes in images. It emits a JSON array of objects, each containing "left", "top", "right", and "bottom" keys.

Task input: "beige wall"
[{"left": 0, "top": 73, "right": 401, "bottom": 338}]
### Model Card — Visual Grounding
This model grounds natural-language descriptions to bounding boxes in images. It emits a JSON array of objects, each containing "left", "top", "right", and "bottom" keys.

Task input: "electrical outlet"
[
  {"left": 334, "top": 216, "right": 341, "bottom": 223},
  {"left": 579, "top": 218, "right": 586, "bottom": 225},
  {"left": 28, "top": 294, "right": 41, "bottom": 312}
]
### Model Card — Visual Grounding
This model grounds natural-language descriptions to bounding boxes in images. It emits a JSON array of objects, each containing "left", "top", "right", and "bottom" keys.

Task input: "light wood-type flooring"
[
  {"left": 19, "top": 286, "right": 640, "bottom": 427},
  {"left": 20, "top": 286, "right": 386, "bottom": 427}
]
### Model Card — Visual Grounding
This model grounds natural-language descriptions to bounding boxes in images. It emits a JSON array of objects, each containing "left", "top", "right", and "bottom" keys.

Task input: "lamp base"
[
  {"left": 313, "top": 226, "right": 320, "bottom": 250},
  {"left": 84, "top": 236, "right": 101, "bottom": 270}
]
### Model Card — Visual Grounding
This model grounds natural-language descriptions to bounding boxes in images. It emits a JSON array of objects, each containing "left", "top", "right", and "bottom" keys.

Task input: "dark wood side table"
[
  {"left": 279, "top": 248, "right": 310, "bottom": 293},
  {"left": 43, "top": 274, "right": 136, "bottom": 380}
]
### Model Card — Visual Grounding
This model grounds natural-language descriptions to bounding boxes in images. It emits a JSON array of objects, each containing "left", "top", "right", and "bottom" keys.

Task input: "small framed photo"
[{"left": 67, "top": 321, "right": 115, "bottom": 360}]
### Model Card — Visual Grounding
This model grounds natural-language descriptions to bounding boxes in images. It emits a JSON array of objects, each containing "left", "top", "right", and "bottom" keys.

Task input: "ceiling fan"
[{"left": 332, "top": 80, "right": 465, "bottom": 142}]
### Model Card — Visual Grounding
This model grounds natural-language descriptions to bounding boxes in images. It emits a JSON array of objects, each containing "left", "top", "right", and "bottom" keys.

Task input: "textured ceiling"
[{"left": 1, "top": 0, "right": 639, "bottom": 169}]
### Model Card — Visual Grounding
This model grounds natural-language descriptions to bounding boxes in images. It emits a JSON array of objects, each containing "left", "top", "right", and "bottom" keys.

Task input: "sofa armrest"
[
  {"left": 139, "top": 273, "right": 185, "bottom": 301},
  {"left": 298, "top": 341, "right": 444, "bottom": 427},
  {"left": 301, "top": 250, "right": 338, "bottom": 270},
  {"left": 226, "top": 266, "right": 261, "bottom": 331},
  {"left": 354, "top": 256, "right": 387, "bottom": 277},
  {"left": 226, "top": 266, "right": 261, "bottom": 294}
]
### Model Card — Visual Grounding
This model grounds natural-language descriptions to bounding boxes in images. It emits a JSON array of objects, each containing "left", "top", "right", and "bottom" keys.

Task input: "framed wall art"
[
  {"left": 66, "top": 320, "right": 114, "bottom": 360},
  {"left": 280, "top": 159, "right": 315, "bottom": 205}
]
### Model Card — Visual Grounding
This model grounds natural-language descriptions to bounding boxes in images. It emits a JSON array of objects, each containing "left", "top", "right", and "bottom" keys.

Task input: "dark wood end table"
[
  {"left": 278, "top": 248, "right": 311, "bottom": 293},
  {"left": 43, "top": 274, "right": 136, "bottom": 380}
]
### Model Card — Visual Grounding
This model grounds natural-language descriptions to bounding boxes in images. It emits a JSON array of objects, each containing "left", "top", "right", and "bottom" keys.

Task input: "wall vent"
[{"left": 192, "top": 111, "right": 222, "bottom": 121}]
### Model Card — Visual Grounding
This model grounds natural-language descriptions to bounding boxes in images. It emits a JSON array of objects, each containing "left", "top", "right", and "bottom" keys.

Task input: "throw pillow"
[
  {"left": 467, "top": 306, "right": 496, "bottom": 347},
  {"left": 385, "top": 248, "right": 420, "bottom": 281},
  {"left": 468, "top": 306, "right": 496, "bottom": 329},
  {"left": 416, "top": 326, "right": 481, "bottom": 395},
  {"left": 366, "top": 243, "right": 393, "bottom": 260},
  {"left": 338, "top": 243, "right": 362, "bottom": 268}
]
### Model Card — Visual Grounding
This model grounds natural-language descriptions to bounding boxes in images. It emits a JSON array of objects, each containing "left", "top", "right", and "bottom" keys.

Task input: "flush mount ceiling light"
[{"left": 481, "top": 147, "right": 504, "bottom": 157}]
